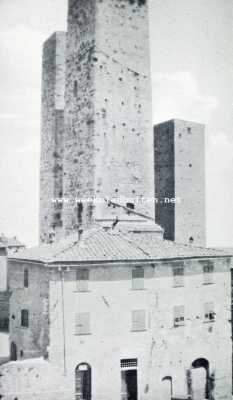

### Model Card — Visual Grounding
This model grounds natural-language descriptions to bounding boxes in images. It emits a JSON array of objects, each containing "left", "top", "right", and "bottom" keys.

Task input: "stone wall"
[
  {"left": 0, "top": 359, "right": 69, "bottom": 400},
  {"left": 1, "top": 256, "right": 231, "bottom": 399},
  {"left": 8, "top": 261, "right": 50, "bottom": 360},
  {"left": 40, "top": 32, "right": 66, "bottom": 243},
  {"left": 63, "top": 0, "right": 154, "bottom": 234},
  {"left": 48, "top": 256, "right": 231, "bottom": 400},
  {"left": 154, "top": 119, "right": 206, "bottom": 246}
]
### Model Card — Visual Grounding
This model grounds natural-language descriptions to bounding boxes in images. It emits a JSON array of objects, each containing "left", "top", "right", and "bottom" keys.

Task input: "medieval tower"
[
  {"left": 40, "top": 32, "right": 66, "bottom": 243},
  {"left": 62, "top": 0, "right": 155, "bottom": 234},
  {"left": 154, "top": 119, "right": 206, "bottom": 246}
]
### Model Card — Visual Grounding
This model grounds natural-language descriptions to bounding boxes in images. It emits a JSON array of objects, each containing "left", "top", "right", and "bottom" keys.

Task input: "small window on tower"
[
  {"left": 73, "top": 80, "right": 78, "bottom": 97},
  {"left": 77, "top": 202, "right": 83, "bottom": 225}
]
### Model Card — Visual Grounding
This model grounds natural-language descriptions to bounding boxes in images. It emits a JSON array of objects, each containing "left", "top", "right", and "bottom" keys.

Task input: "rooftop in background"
[
  {"left": 0, "top": 234, "right": 25, "bottom": 250},
  {"left": 8, "top": 221, "right": 231, "bottom": 266}
]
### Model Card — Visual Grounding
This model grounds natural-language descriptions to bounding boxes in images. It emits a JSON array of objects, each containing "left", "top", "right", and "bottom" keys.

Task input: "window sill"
[
  {"left": 202, "top": 283, "right": 214, "bottom": 285},
  {"left": 173, "top": 285, "right": 184, "bottom": 288},
  {"left": 131, "top": 329, "right": 147, "bottom": 333},
  {"left": 203, "top": 320, "right": 215, "bottom": 324},
  {"left": 131, "top": 288, "right": 147, "bottom": 291},
  {"left": 73, "top": 290, "right": 91, "bottom": 293},
  {"left": 74, "top": 333, "right": 92, "bottom": 336},
  {"left": 174, "top": 325, "right": 185, "bottom": 328}
]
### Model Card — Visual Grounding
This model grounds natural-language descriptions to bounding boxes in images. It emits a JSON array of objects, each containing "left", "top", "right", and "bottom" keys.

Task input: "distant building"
[
  {"left": 3, "top": 224, "right": 232, "bottom": 400},
  {"left": 0, "top": 234, "right": 24, "bottom": 333},
  {"left": 154, "top": 119, "right": 206, "bottom": 246}
]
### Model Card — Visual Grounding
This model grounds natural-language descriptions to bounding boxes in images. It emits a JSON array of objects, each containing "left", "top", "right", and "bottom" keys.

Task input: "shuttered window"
[
  {"left": 174, "top": 306, "right": 185, "bottom": 327},
  {"left": 132, "top": 267, "right": 144, "bottom": 290},
  {"left": 131, "top": 310, "right": 146, "bottom": 331},
  {"left": 203, "top": 264, "right": 214, "bottom": 284},
  {"left": 75, "top": 312, "right": 90, "bottom": 335},
  {"left": 173, "top": 266, "right": 184, "bottom": 287},
  {"left": 204, "top": 302, "right": 215, "bottom": 322},
  {"left": 76, "top": 269, "right": 89, "bottom": 292}
]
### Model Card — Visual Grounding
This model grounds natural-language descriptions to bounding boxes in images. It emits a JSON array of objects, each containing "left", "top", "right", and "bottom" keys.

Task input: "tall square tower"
[
  {"left": 40, "top": 32, "right": 66, "bottom": 243},
  {"left": 154, "top": 119, "right": 206, "bottom": 246},
  {"left": 63, "top": 0, "right": 155, "bottom": 233}
]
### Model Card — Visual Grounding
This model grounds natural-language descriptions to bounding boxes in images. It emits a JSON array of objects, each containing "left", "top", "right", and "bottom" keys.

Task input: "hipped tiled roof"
[{"left": 8, "top": 225, "right": 231, "bottom": 265}]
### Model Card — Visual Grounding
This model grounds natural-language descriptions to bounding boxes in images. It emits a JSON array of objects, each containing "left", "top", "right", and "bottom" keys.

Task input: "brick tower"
[
  {"left": 63, "top": 0, "right": 154, "bottom": 233},
  {"left": 154, "top": 119, "right": 206, "bottom": 246},
  {"left": 40, "top": 32, "right": 66, "bottom": 243}
]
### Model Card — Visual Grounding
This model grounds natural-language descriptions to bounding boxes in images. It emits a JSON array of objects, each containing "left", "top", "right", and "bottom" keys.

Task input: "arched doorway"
[
  {"left": 191, "top": 358, "right": 210, "bottom": 400},
  {"left": 161, "top": 376, "right": 172, "bottom": 400},
  {"left": 10, "top": 342, "right": 17, "bottom": 361},
  {"left": 75, "top": 363, "right": 91, "bottom": 400}
]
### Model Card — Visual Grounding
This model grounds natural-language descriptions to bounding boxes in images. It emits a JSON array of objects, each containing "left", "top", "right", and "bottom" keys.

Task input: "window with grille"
[
  {"left": 76, "top": 269, "right": 89, "bottom": 292},
  {"left": 132, "top": 267, "right": 144, "bottom": 290},
  {"left": 21, "top": 310, "right": 29, "bottom": 328},
  {"left": 24, "top": 269, "right": 29, "bottom": 288},
  {"left": 204, "top": 302, "right": 215, "bottom": 322},
  {"left": 173, "top": 266, "right": 184, "bottom": 287},
  {"left": 121, "top": 359, "right": 138, "bottom": 368},
  {"left": 203, "top": 264, "right": 214, "bottom": 285},
  {"left": 131, "top": 310, "right": 146, "bottom": 331},
  {"left": 174, "top": 306, "right": 185, "bottom": 327},
  {"left": 75, "top": 312, "right": 90, "bottom": 335}
]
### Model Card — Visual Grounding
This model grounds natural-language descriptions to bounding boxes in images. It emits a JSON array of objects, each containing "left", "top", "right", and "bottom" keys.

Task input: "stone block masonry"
[
  {"left": 63, "top": 0, "right": 155, "bottom": 234},
  {"left": 40, "top": 32, "right": 66, "bottom": 244},
  {"left": 154, "top": 119, "right": 206, "bottom": 246}
]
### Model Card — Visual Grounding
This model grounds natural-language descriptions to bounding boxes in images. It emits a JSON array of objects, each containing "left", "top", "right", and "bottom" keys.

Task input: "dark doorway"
[
  {"left": 192, "top": 358, "right": 210, "bottom": 399},
  {"left": 121, "top": 369, "right": 138, "bottom": 400},
  {"left": 10, "top": 342, "right": 17, "bottom": 361},
  {"left": 75, "top": 363, "right": 91, "bottom": 400}
]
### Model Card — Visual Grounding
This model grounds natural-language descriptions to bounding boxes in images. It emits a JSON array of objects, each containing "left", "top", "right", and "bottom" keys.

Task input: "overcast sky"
[{"left": 0, "top": 0, "right": 232, "bottom": 247}]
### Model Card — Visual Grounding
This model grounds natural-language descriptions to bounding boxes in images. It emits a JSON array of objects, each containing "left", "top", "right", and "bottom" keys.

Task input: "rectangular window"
[
  {"left": 203, "top": 264, "right": 214, "bottom": 284},
  {"left": 75, "top": 312, "right": 90, "bottom": 335},
  {"left": 204, "top": 302, "right": 215, "bottom": 322},
  {"left": 132, "top": 267, "right": 144, "bottom": 290},
  {"left": 21, "top": 310, "right": 29, "bottom": 328},
  {"left": 174, "top": 305, "right": 185, "bottom": 327},
  {"left": 73, "top": 80, "right": 78, "bottom": 97},
  {"left": 76, "top": 269, "right": 89, "bottom": 292},
  {"left": 132, "top": 310, "right": 146, "bottom": 332},
  {"left": 24, "top": 269, "right": 29, "bottom": 288},
  {"left": 173, "top": 266, "right": 184, "bottom": 287}
]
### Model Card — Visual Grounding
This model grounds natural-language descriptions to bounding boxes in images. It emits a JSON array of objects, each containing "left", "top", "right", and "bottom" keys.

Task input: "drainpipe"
[{"left": 59, "top": 267, "right": 67, "bottom": 376}]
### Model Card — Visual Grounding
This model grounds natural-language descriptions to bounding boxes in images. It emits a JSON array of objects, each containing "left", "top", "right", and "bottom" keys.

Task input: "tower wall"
[
  {"left": 63, "top": 0, "right": 154, "bottom": 233},
  {"left": 40, "top": 32, "right": 66, "bottom": 243},
  {"left": 154, "top": 119, "right": 206, "bottom": 246}
]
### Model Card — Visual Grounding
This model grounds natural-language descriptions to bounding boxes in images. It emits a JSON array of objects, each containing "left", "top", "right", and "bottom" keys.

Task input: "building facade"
[
  {"left": 154, "top": 119, "right": 206, "bottom": 246},
  {"left": 2, "top": 227, "right": 231, "bottom": 400}
]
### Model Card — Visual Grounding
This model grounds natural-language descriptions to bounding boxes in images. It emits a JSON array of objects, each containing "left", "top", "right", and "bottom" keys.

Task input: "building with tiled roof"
[{"left": 4, "top": 220, "right": 232, "bottom": 400}]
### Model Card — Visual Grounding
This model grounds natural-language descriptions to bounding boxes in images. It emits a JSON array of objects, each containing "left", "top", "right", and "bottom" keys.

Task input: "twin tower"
[{"left": 40, "top": 0, "right": 206, "bottom": 246}]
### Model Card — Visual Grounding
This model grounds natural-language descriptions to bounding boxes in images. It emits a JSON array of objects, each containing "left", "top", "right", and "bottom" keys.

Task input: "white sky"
[{"left": 0, "top": 0, "right": 232, "bottom": 247}]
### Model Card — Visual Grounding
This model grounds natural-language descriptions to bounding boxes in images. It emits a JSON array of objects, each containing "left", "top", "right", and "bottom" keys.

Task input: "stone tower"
[
  {"left": 154, "top": 119, "right": 206, "bottom": 246},
  {"left": 63, "top": 0, "right": 154, "bottom": 233},
  {"left": 40, "top": 32, "right": 66, "bottom": 243}
]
